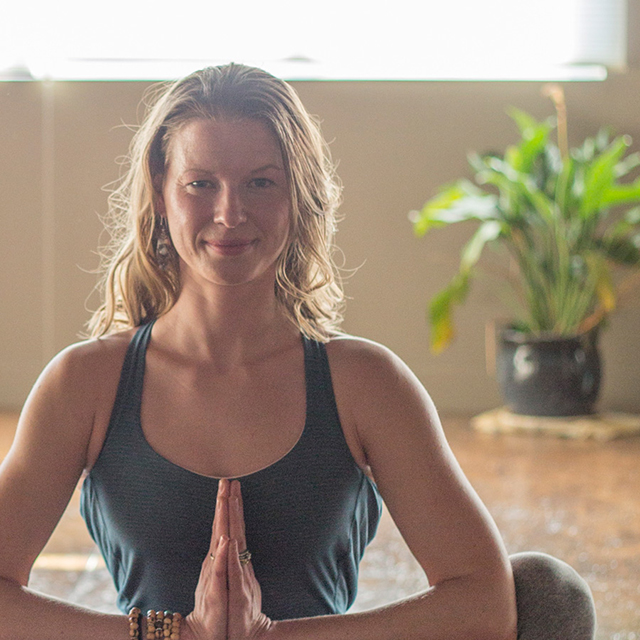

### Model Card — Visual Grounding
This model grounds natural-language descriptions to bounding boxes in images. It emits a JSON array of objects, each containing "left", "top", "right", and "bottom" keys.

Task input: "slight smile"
[{"left": 204, "top": 239, "right": 257, "bottom": 256}]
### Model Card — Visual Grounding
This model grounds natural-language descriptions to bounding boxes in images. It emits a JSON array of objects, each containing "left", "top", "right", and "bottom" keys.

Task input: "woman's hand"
[
  {"left": 184, "top": 479, "right": 273, "bottom": 640},
  {"left": 226, "top": 481, "right": 273, "bottom": 640},
  {"left": 183, "top": 479, "right": 231, "bottom": 640}
]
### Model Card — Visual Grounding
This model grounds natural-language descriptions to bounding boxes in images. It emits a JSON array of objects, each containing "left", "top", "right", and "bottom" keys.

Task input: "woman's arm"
[
  {"left": 0, "top": 340, "right": 132, "bottom": 639},
  {"left": 332, "top": 337, "right": 517, "bottom": 637},
  {"left": 232, "top": 338, "right": 518, "bottom": 640}
]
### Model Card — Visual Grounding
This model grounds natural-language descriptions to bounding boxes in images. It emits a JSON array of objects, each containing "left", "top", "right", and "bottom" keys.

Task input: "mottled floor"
[{"left": 1, "top": 413, "right": 638, "bottom": 639}]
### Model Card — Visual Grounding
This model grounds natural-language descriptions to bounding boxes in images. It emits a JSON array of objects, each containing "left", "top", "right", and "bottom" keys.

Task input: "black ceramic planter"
[{"left": 497, "top": 327, "right": 601, "bottom": 417}]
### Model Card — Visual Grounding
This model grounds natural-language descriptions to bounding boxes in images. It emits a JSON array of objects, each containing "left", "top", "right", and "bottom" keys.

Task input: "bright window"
[{"left": 0, "top": 0, "right": 627, "bottom": 81}]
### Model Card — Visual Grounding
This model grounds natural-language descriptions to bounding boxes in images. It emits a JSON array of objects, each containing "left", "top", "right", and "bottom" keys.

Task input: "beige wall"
[{"left": 2, "top": 13, "right": 640, "bottom": 413}]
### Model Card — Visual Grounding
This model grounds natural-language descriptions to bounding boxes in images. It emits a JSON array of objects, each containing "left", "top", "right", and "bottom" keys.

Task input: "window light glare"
[{"left": 0, "top": 0, "right": 626, "bottom": 81}]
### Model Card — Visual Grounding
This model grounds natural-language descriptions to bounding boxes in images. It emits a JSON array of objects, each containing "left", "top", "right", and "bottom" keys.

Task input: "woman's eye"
[
  {"left": 250, "top": 178, "right": 274, "bottom": 189},
  {"left": 188, "top": 180, "right": 212, "bottom": 189}
]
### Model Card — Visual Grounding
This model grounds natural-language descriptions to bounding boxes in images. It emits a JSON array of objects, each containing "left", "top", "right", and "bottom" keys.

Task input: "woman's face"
[{"left": 158, "top": 117, "right": 291, "bottom": 292}]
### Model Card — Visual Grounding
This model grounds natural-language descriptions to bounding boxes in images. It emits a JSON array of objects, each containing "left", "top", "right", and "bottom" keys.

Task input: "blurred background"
[{"left": 1, "top": 0, "right": 638, "bottom": 415}]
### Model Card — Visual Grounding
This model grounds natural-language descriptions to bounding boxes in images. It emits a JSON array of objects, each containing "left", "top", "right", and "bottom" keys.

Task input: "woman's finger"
[
  {"left": 229, "top": 480, "right": 248, "bottom": 556},
  {"left": 235, "top": 480, "right": 247, "bottom": 541},
  {"left": 209, "top": 479, "right": 230, "bottom": 560},
  {"left": 227, "top": 537, "right": 272, "bottom": 638},
  {"left": 186, "top": 534, "right": 229, "bottom": 640}
]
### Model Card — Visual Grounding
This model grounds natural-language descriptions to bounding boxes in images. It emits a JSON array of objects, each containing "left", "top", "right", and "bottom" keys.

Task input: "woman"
[{"left": 0, "top": 64, "right": 595, "bottom": 640}]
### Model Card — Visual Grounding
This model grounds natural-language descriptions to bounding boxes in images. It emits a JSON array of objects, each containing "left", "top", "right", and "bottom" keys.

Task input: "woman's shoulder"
[
  {"left": 10, "top": 328, "right": 140, "bottom": 476},
  {"left": 324, "top": 334, "right": 440, "bottom": 479},
  {"left": 325, "top": 333, "right": 413, "bottom": 383},
  {"left": 47, "top": 328, "right": 137, "bottom": 386},
  {"left": 324, "top": 333, "right": 428, "bottom": 420},
  {"left": 41, "top": 328, "right": 139, "bottom": 470},
  {"left": 31, "top": 328, "right": 138, "bottom": 424}
]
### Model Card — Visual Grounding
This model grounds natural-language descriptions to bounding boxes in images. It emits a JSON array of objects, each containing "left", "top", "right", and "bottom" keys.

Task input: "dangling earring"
[{"left": 156, "top": 217, "right": 172, "bottom": 271}]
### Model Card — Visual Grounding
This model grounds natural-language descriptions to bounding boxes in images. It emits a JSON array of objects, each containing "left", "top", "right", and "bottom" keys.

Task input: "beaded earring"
[{"left": 156, "top": 217, "right": 172, "bottom": 271}]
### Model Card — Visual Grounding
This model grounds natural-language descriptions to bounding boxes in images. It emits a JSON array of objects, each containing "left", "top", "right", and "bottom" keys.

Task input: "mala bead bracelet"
[
  {"left": 146, "top": 610, "right": 156, "bottom": 640},
  {"left": 128, "top": 607, "right": 141, "bottom": 638},
  {"left": 128, "top": 608, "right": 181, "bottom": 640}
]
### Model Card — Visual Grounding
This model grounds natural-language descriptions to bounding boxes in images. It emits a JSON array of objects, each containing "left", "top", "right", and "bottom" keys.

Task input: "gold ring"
[
  {"left": 238, "top": 549, "right": 252, "bottom": 565},
  {"left": 209, "top": 553, "right": 215, "bottom": 561}
]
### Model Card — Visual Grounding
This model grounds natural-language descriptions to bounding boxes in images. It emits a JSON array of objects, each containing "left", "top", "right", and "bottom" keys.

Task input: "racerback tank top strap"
[{"left": 103, "top": 321, "right": 154, "bottom": 445}]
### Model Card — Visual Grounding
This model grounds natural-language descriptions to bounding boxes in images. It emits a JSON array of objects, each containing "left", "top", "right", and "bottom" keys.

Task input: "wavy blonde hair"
[{"left": 89, "top": 64, "right": 344, "bottom": 341}]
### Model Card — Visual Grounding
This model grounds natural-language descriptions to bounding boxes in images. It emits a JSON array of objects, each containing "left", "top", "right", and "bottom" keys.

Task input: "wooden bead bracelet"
[{"left": 128, "top": 607, "right": 182, "bottom": 640}]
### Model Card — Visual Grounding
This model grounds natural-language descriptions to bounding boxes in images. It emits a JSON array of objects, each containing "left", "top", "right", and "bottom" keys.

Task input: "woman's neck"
[{"left": 151, "top": 279, "right": 297, "bottom": 366}]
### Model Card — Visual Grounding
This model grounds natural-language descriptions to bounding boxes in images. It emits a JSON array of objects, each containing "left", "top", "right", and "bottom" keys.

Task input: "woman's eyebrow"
[
  {"left": 250, "top": 164, "right": 285, "bottom": 173},
  {"left": 181, "top": 164, "right": 285, "bottom": 174}
]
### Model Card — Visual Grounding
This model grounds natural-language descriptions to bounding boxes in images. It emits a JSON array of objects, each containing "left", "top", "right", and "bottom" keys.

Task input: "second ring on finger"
[{"left": 211, "top": 547, "right": 250, "bottom": 565}]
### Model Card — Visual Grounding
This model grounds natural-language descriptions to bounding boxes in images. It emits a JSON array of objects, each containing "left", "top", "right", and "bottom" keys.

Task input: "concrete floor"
[{"left": 1, "top": 413, "right": 638, "bottom": 639}]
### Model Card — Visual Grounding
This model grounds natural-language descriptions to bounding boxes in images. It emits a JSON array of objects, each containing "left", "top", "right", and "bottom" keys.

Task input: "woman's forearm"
[
  {"left": 0, "top": 576, "right": 128, "bottom": 640},
  {"left": 266, "top": 568, "right": 517, "bottom": 640}
]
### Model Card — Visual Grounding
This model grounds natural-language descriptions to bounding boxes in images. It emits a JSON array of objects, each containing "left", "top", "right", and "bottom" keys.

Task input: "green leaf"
[
  {"left": 598, "top": 177, "right": 640, "bottom": 210},
  {"left": 574, "top": 136, "right": 596, "bottom": 163},
  {"left": 506, "top": 108, "right": 554, "bottom": 173},
  {"left": 614, "top": 151, "right": 640, "bottom": 178},
  {"left": 508, "top": 107, "right": 540, "bottom": 135},
  {"left": 584, "top": 253, "right": 617, "bottom": 312},
  {"left": 504, "top": 145, "right": 522, "bottom": 170},
  {"left": 520, "top": 177, "right": 556, "bottom": 221},
  {"left": 428, "top": 272, "right": 471, "bottom": 353},
  {"left": 477, "top": 157, "right": 555, "bottom": 222},
  {"left": 554, "top": 154, "right": 575, "bottom": 217},
  {"left": 469, "top": 152, "right": 503, "bottom": 175},
  {"left": 608, "top": 207, "right": 640, "bottom": 237},
  {"left": 460, "top": 220, "right": 503, "bottom": 270},
  {"left": 427, "top": 221, "right": 502, "bottom": 353},
  {"left": 581, "top": 136, "right": 631, "bottom": 217},
  {"left": 598, "top": 235, "right": 640, "bottom": 266},
  {"left": 596, "top": 128, "right": 613, "bottom": 152},
  {"left": 412, "top": 182, "right": 498, "bottom": 237}
]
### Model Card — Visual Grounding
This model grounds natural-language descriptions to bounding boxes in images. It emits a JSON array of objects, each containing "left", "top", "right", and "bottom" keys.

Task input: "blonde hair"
[{"left": 89, "top": 64, "right": 344, "bottom": 341}]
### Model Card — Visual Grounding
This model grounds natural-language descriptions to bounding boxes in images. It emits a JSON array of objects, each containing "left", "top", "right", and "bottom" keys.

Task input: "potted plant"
[{"left": 410, "top": 86, "right": 640, "bottom": 416}]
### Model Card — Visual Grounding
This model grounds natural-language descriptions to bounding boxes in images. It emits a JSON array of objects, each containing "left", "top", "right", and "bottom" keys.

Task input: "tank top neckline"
[{"left": 126, "top": 321, "right": 317, "bottom": 482}]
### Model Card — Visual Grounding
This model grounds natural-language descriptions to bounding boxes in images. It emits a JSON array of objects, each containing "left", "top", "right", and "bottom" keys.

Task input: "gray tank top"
[{"left": 80, "top": 322, "right": 381, "bottom": 619}]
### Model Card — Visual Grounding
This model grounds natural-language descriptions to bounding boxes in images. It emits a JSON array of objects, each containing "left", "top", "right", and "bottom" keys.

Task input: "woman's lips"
[{"left": 205, "top": 239, "right": 255, "bottom": 256}]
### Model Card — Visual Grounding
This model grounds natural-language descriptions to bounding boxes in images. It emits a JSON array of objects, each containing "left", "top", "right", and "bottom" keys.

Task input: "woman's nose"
[{"left": 213, "top": 185, "right": 247, "bottom": 228}]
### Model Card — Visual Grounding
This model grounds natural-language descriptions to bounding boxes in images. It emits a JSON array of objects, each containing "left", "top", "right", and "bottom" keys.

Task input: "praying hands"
[{"left": 184, "top": 480, "right": 273, "bottom": 640}]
